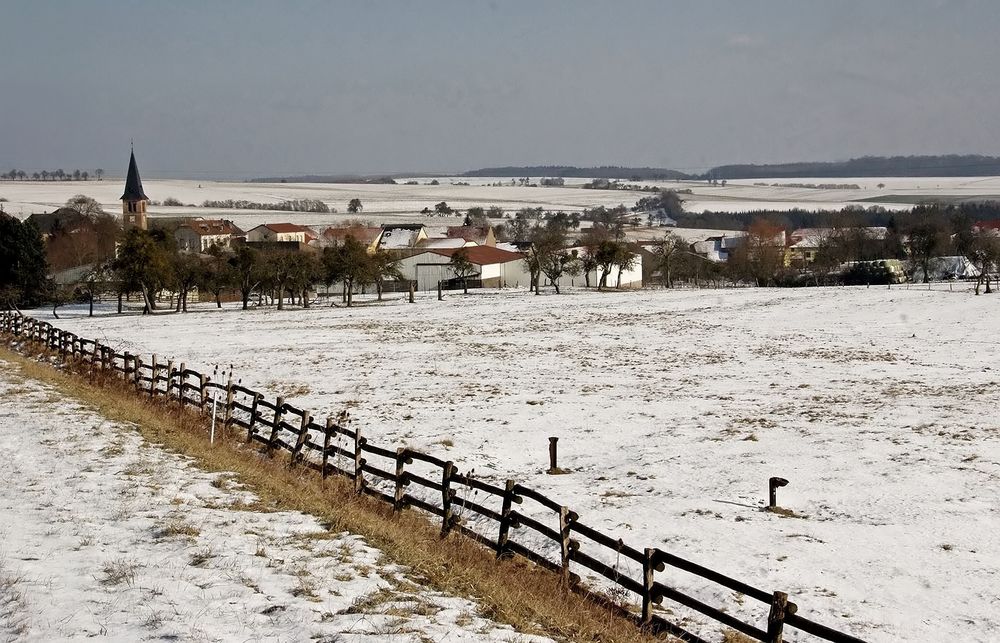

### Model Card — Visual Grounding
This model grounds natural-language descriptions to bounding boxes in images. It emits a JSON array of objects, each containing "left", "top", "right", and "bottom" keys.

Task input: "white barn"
[{"left": 396, "top": 247, "right": 530, "bottom": 291}]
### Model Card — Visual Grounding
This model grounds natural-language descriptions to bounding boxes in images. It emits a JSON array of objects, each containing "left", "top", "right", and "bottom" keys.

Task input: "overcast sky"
[{"left": 2, "top": 0, "right": 998, "bottom": 178}]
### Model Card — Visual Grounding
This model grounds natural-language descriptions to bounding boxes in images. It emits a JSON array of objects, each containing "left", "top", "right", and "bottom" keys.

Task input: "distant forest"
[
  {"left": 461, "top": 166, "right": 689, "bottom": 180},
  {"left": 462, "top": 156, "right": 1000, "bottom": 181},
  {"left": 701, "top": 155, "right": 1000, "bottom": 180}
]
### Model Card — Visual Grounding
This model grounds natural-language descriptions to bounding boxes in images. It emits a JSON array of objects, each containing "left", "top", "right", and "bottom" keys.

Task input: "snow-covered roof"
[
  {"left": 379, "top": 227, "right": 422, "bottom": 249},
  {"left": 417, "top": 238, "right": 470, "bottom": 249}
]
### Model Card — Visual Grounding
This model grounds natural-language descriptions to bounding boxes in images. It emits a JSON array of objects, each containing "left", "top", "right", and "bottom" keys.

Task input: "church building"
[{"left": 121, "top": 148, "right": 149, "bottom": 230}]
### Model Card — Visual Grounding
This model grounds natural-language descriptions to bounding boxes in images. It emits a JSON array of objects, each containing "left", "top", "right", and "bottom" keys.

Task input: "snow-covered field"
[
  {"left": 7, "top": 173, "right": 999, "bottom": 229},
  {"left": 36, "top": 286, "right": 1000, "bottom": 642},
  {"left": 0, "top": 358, "right": 552, "bottom": 642}
]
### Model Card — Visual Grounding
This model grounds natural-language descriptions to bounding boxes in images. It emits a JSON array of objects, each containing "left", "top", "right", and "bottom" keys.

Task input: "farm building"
[
  {"left": 396, "top": 246, "right": 530, "bottom": 290},
  {"left": 174, "top": 219, "right": 244, "bottom": 253},
  {"left": 445, "top": 225, "right": 497, "bottom": 247}
]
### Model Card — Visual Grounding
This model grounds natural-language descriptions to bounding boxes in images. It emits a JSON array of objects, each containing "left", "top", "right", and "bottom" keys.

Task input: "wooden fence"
[{"left": 0, "top": 311, "right": 869, "bottom": 643}]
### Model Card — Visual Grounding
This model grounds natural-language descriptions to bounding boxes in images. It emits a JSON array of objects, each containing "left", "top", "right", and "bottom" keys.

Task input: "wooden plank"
[
  {"left": 404, "top": 449, "right": 448, "bottom": 468},
  {"left": 360, "top": 462, "right": 395, "bottom": 482},
  {"left": 571, "top": 521, "right": 645, "bottom": 564},
  {"left": 451, "top": 495, "right": 502, "bottom": 523},
  {"left": 653, "top": 549, "right": 772, "bottom": 604},
  {"left": 509, "top": 510, "right": 561, "bottom": 543},
  {"left": 570, "top": 549, "right": 643, "bottom": 595},
  {"left": 512, "top": 483, "right": 562, "bottom": 512},
  {"left": 784, "top": 614, "right": 869, "bottom": 643},
  {"left": 652, "top": 581, "right": 768, "bottom": 641},
  {"left": 361, "top": 442, "right": 397, "bottom": 460},
  {"left": 403, "top": 494, "right": 444, "bottom": 517},
  {"left": 451, "top": 473, "right": 507, "bottom": 498},
  {"left": 406, "top": 471, "right": 444, "bottom": 493}
]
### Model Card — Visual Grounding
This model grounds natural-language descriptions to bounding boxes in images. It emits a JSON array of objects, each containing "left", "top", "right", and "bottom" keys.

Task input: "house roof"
[
  {"left": 179, "top": 219, "right": 244, "bottom": 237},
  {"left": 261, "top": 223, "right": 312, "bottom": 233},
  {"left": 120, "top": 149, "right": 148, "bottom": 201},
  {"left": 426, "top": 246, "right": 525, "bottom": 265}
]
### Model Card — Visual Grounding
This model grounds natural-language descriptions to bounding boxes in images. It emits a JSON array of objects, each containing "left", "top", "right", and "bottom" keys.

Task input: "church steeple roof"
[{"left": 120, "top": 148, "right": 148, "bottom": 201}]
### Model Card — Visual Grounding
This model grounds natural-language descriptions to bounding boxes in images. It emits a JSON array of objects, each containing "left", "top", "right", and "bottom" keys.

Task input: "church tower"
[{"left": 121, "top": 147, "right": 149, "bottom": 230}]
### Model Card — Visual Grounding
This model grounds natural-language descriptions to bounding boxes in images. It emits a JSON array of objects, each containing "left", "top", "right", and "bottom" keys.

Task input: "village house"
[
  {"left": 246, "top": 223, "right": 316, "bottom": 244},
  {"left": 174, "top": 219, "right": 244, "bottom": 254},
  {"left": 321, "top": 225, "right": 383, "bottom": 252},
  {"left": 395, "top": 246, "right": 530, "bottom": 291}
]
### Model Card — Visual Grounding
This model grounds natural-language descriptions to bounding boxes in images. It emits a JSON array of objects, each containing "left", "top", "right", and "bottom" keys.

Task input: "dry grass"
[
  {"left": 0, "top": 344, "right": 676, "bottom": 643},
  {"left": 0, "top": 559, "right": 31, "bottom": 640}
]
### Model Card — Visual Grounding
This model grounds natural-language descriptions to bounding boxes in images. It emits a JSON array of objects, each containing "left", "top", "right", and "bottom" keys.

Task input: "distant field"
[
  {"left": 42, "top": 285, "right": 1000, "bottom": 643},
  {"left": 8, "top": 174, "right": 1000, "bottom": 227}
]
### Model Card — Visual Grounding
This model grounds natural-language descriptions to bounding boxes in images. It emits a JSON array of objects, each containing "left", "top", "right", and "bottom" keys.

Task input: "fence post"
[
  {"left": 223, "top": 376, "right": 234, "bottom": 428},
  {"left": 767, "top": 591, "right": 788, "bottom": 643},
  {"left": 267, "top": 396, "right": 285, "bottom": 452},
  {"left": 558, "top": 506, "right": 573, "bottom": 588},
  {"left": 441, "top": 461, "right": 455, "bottom": 536},
  {"left": 290, "top": 412, "right": 311, "bottom": 465},
  {"left": 199, "top": 374, "right": 208, "bottom": 413},
  {"left": 123, "top": 351, "right": 131, "bottom": 381},
  {"left": 165, "top": 360, "right": 173, "bottom": 399},
  {"left": 321, "top": 417, "right": 333, "bottom": 479},
  {"left": 496, "top": 479, "right": 516, "bottom": 559},
  {"left": 133, "top": 355, "right": 143, "bottom": 389},
  {"left": 548, "top": 436, "right": 559, "bottom": 473},
  {"left": 394, "top": 448, "right": 407, "bottom": 513},
  {"left": 247, "top": 392, "right": 261, "bottom": 441},
  {"left": 149, "top": 354, "right": 158, "bottom": 397},
  {"left": 353, "top": 427, "right": 365, "bottom": 494},
  {"left": 642, "top": 548, "right": 656, "bottom": 625},
  {"left": 178, "top": 363, "right": 187, "bottom": 404}
]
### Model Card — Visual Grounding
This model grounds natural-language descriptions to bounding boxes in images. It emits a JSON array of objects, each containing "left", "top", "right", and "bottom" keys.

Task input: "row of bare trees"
[{"left": 3, "top": 168, "right": 104, "bottom": 181}]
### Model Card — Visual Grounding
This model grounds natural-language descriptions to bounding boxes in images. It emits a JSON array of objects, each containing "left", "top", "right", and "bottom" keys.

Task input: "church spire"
[{"left": 121, "top": 148, "right": 148, "bottom": 202}]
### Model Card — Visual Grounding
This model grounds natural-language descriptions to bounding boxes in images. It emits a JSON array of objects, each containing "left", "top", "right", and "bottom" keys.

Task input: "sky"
[{"left": 2, "top": 0, "right": 998, "bottom": 178}]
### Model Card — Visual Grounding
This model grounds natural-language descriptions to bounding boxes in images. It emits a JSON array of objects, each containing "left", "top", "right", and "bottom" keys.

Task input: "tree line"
[{"left": 3, "top": 168, "right": 105, "bottom": 181}]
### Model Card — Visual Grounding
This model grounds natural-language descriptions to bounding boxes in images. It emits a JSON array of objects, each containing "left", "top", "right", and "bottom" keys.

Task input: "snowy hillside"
[{"left": 42, "top": 286, "right": 1000, "bottom": 642}]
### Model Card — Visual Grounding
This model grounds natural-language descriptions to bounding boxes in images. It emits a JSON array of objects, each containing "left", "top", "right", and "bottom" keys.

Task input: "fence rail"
[{"left": 0, "top": 310, "right": 869, "bottom": 643}]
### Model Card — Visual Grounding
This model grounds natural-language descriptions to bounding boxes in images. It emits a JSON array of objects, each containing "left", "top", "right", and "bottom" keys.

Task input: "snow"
[
  {"left": 35, "top": 285, "right": 1000, "bottom": 642},
  {"left": 8, "top": 173, "right": 999, "bottom": 229},
  {"left": 0, "top": 358, "right": 552, "bottom": 642}
]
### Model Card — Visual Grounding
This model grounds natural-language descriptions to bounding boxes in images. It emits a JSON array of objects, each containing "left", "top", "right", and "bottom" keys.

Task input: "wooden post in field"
[
  {"left": 247, "top": 392, "right": 261, "bottom": 441},
  {"left": 767, "top": 591, "right": 789, "bottom": 643},
  {"left": 393, "top": 448, "right": 407, "bottom": 513},
  {"left": 642, "top": 548, "right": 656, "bottom": 625},
  {"left": 321, "top": 417, "right": 333, "bottom": 479},
  {"left": 768, "top": 477, "right": 789, "bottom": 509},
  {"left": 441, "top": 461, "right": 455, "bottom": 536},
  {"left": 496, "top": 479, "right": 516, "bottom": 559},
  {"left": 437, "top": 280, "right": 442, "bottom": 301},
  {"left": 408, "top": 281, "right": 415, "bottom": 303},
  {"left": 548, "top": 436, "right": 559, "bottom": 473},
  {"left": 123, "top": 352, "right": 132, "bottom": 381},
  {"left": 268, "top": 396, "right": 285, "bottom": 452},
  {"left": 290, "top": 412, "right": 311, "bottom": 465},
  {"left": 353, "top": 427, "right": 365, "bottom": 494}
]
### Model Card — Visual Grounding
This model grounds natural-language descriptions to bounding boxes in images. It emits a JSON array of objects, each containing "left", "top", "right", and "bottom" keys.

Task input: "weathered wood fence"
[{"left": 0, "top": 311, "right": 869, "bottom": 643}]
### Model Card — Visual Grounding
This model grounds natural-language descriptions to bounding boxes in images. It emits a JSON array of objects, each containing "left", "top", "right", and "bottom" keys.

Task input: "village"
[{"left": 4, "top": 148, "right": 998, "bottom": 317}]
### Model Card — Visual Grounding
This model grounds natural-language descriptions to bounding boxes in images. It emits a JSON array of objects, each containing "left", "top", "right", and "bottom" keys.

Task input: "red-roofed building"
[
  {"left": 445, "top": 225, "right": 496, "bottom": 247},
  {"left": 395, "top": 246, "right": 530, "bottom": 290}
]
